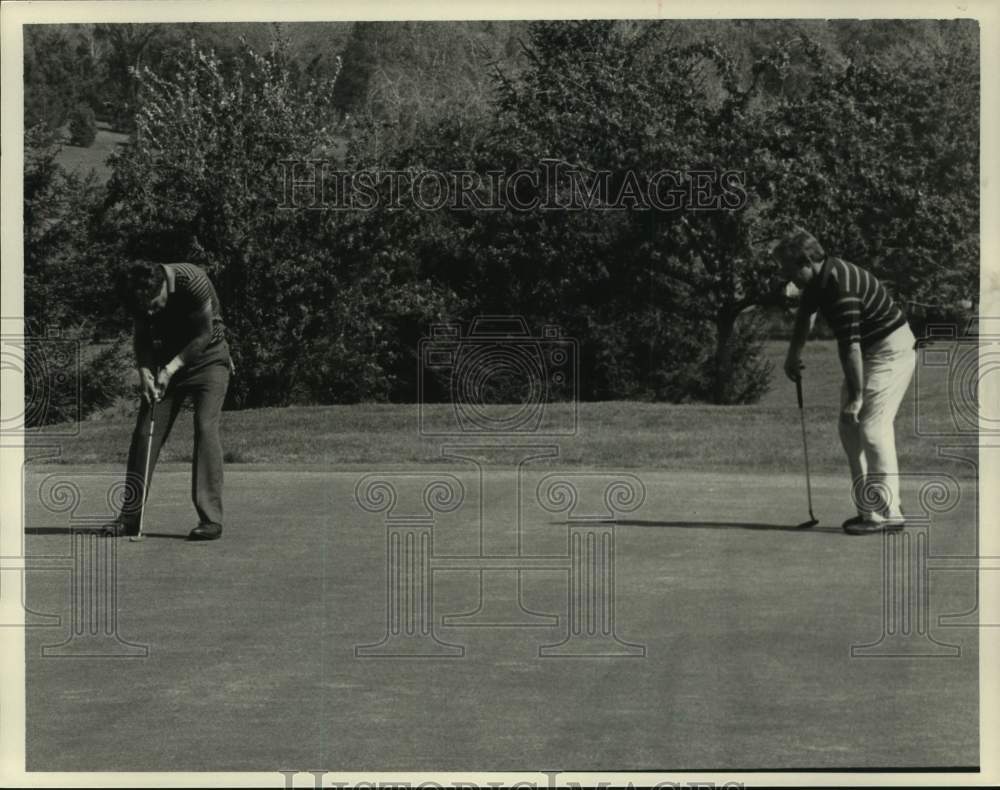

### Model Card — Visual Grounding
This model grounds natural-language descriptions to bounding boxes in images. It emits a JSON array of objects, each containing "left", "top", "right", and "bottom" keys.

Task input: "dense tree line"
[{"left": 23, "top": 19, "right": 979, "bottom": 421}]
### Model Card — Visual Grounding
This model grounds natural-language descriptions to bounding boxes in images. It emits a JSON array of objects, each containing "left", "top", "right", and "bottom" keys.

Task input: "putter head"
[
  {"left": 128, "top": 534, "right": 147, "bottom": 542},
  {"left": 797, "top": 516, "right": 819, "bottom": 529}
]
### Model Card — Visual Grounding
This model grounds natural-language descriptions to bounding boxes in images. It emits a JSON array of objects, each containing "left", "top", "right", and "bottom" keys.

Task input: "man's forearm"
[
  {"left": 788, "top": 309, "right": 815, "bottom": 357},
  {"left": 166, "top": 327, "right": 213, "bottom": 374},
  {"left": 164, "top": 305, "right": 215, "bottom": 375},
  {"left": 839, "top": 342, "right": 864, "bottom": 399}
]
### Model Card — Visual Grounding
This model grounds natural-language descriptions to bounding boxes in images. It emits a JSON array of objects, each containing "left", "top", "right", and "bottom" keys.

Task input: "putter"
[
  {"left": 795, "top": 376, "right": 819, "bottom": 528},
  {"left": 130, "top": 397, "right": 157, "bottom": 542}
]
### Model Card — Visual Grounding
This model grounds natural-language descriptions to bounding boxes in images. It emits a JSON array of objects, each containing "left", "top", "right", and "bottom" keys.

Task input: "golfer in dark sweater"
[{"left": 105, "top": 262, "right": 232, "bottom": 541}]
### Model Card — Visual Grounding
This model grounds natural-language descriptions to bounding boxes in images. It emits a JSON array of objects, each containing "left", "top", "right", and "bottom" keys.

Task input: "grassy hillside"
[
  {"left": 27, "top": 339, "right": 975, "bottom": 478},
  {"left": 54, "top": 123, "right": 127, "bottom": 184}
]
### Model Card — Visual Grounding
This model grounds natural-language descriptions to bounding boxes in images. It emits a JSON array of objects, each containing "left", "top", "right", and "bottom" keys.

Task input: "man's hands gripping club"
[
  {"left": 139, "top": 367, "right": 161, "bottom": 404},
  {"left": 784, "top": 352, "right": 804, "bottom": 383},
  {"left": 140, "top": 359, "right": 182, "bottom": 404}
]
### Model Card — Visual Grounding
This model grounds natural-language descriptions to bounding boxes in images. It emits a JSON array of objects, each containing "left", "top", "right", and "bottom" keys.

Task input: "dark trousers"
[{"left": 120, "top": 352, "right": 230, "bottom": 528}]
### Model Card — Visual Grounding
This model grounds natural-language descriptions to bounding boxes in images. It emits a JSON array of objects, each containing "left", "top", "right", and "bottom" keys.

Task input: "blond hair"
[{"left": 771, "top": 229, "right": 826, "bottom": 268}]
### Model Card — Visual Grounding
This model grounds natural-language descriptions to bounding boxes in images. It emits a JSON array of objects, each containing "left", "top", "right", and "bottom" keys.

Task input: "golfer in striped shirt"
[
  {"left": 774, "top": 230, "right": 916, "bottom": 534},
  {"left": 104, "top": 262, "right": 232, "bottom": 541}
]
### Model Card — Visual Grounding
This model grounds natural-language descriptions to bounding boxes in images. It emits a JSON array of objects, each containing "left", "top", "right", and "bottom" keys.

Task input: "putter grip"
[{"left": 795, "top": 377, "right": 803, "bottom": 409}]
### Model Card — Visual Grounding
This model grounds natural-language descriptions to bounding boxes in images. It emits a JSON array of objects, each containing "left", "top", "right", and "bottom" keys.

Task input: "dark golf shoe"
[{"left": 188, "top": 523, "right": 223, "bottom": 541}]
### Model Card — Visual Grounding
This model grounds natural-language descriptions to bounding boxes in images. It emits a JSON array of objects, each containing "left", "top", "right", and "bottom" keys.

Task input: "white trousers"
[{"left": 838, "top": 324, "right": 916, "bottom": 519}]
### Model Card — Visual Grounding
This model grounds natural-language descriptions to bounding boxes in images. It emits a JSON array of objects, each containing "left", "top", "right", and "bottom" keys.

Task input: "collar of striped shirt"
[
  {"left": 161, "top": 263, "right": 177, "bottom": 296},
  {"left": 818, "top": 256, "right": 836, "bottom": 288}
]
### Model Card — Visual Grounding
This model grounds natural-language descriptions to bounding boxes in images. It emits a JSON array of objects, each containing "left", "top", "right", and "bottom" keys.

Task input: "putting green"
[{"left": 23, "top": 464, "right": 978, "bottom": 771}]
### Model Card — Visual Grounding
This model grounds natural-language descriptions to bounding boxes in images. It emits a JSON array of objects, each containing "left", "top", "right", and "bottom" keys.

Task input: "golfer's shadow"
[
  {"left": 24, "top": 527, "right": 189, "bottom": 540},
  {"left": 610, "top": 519, "right": 842, "bottom": 534}
]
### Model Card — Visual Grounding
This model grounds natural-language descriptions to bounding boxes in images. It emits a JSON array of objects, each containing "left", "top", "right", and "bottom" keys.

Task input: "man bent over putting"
[
  {"left": 774, "top": 230, "right": 916, "bottom": 535},
  {"left": 104, "top": 262, "right": 232, "bottom": 541}
]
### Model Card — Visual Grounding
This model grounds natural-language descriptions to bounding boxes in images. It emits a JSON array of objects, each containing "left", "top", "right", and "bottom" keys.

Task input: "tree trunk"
[{"left": 713, "top": 311, "right": 736, "bottom": 404}]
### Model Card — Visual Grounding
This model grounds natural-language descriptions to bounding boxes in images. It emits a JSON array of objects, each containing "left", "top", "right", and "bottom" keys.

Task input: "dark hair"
[
  {"left": 771, "top": 229, "right": 826, "bottom": 268},
  {"left": 122, "top": 261, "right": 166, "bottom": 315}
]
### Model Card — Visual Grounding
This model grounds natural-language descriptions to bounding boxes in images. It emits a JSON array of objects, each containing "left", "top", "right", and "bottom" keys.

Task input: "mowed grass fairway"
[
  {"left": 29, "top": 341, "right": 976, "bottom": 474},
  {"left": 23, "top": 340, "right": 980, "bottom": 770}
]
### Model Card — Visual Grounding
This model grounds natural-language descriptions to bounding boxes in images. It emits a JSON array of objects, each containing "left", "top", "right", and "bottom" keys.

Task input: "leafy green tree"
[
  {"left": 93, "top": 23, "right": 167, "bottom": 131},
  {"left": 379, "top": 20, "right": 977, "bottom": 402},
  {"left": 32, "top": 20, "right": 980, "bottom": 412},
  {"left": 102, "top": 38, "right": 457, "bottom": 407},
  {"left": 343, "top": 21, "right": 782, "bottom": 403},
  {"left": 480, "top": 21, "right": 977, "bottom": 400},
  {"left": 454, "top": 21, "right": 783, "bottom": 402},
  {"left": 23, "top": 126, "right": 131, "bottom": 426},
  {"left": 102, "top": 38, "right": 340, "bottom": 405},
  {"left": 24, "top": 27, "right": 87, "bottom": 130},
  {"left": 68, "top": 103, "right": 97, "bottom": 146},
  {"left": 24, "top": 126, "right": 105, "bottom": 332},
  {"left": 331, "top": 21, "right": 383, "bottom": 116},
  {"left": 762, "top": 30, "right": 979, "bottom": 333}
]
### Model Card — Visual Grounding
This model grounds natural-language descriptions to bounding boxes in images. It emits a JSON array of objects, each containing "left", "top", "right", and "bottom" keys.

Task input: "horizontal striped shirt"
[
  {"left": 800, "top": 257, "right": 907, "bottom": 351},
  {"left": 137, "top": 263, "right": 227, "bottom": 367}
]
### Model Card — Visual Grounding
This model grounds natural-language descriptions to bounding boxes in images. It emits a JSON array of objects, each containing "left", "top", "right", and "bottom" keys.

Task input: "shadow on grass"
[
  {"left": 25, "top": 527, "right": 190, "bottom": 540},
  {"left": 609, "top": 519, "right": 843, "bottom": 534}
]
